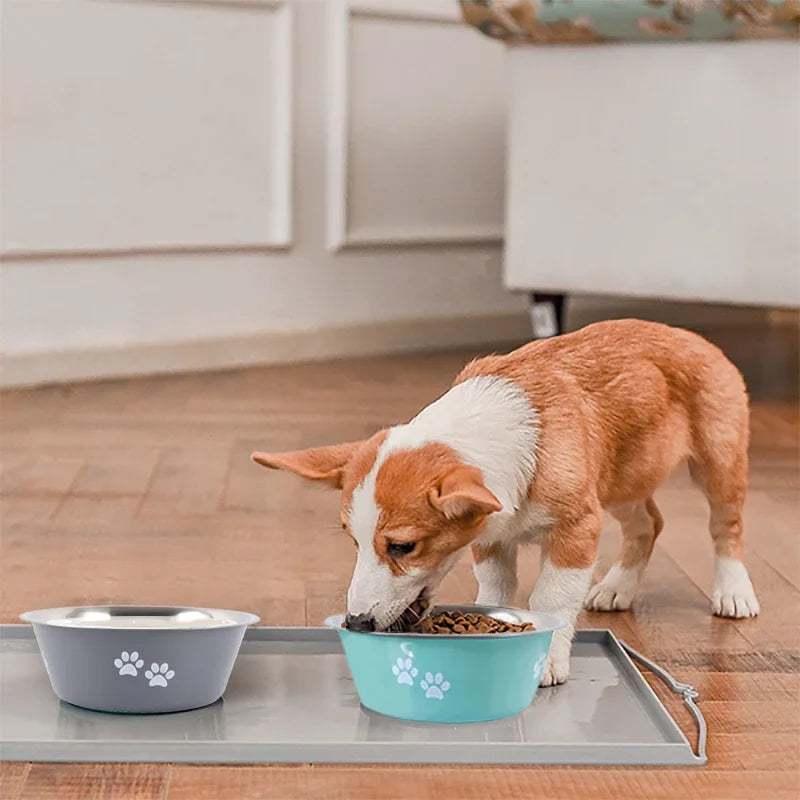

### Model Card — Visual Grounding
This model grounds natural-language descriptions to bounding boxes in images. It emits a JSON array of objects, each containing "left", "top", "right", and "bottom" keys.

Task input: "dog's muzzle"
[{"left": 344, "top": 613, "right": 376, "bottom": 632}]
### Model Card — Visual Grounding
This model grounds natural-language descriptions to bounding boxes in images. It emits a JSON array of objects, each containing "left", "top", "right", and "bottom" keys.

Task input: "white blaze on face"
[
  {"left": 346, "top": 473, "right": 387, "bottom": 616},
  {"left": 345, "top": 455, "right": 431, "bottom": 629}
]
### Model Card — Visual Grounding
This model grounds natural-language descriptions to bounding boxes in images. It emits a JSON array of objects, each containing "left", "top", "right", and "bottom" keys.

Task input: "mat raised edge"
[{"left": 0, "top": 625, "right": 704, "bottom": 766}]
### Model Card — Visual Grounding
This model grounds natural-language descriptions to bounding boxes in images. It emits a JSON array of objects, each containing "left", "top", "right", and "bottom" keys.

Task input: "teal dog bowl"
[{"left": 325, "top": 605, "right": 566, "bottom": 723}]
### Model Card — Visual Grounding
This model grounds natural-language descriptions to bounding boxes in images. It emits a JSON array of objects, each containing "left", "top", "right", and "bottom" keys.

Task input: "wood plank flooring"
[{"left": 2, "top": 322, "right": 798, "bottom": 799}]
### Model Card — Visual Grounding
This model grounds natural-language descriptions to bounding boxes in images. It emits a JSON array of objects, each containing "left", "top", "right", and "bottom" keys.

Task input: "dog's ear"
[
  {"left": 429, "top": 465, "right": 502, "bottom": 522},
  {"left": 251, "top": 440, "right": 363, "bottom": 489}
]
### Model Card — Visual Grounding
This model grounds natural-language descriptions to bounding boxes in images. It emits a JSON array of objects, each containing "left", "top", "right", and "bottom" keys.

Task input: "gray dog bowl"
[{"left": 20, "top": 606, "right": 260, "bottom": 714}]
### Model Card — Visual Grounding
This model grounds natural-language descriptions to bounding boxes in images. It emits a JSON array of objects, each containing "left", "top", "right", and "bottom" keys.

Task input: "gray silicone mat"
[{"left": 0, "top": 625, "right": 705, "bottom": 765}]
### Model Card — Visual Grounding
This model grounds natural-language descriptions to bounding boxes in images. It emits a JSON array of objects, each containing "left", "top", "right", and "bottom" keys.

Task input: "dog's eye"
[{"left": 387, "top": 541, "right": 416, "bottom": 557}]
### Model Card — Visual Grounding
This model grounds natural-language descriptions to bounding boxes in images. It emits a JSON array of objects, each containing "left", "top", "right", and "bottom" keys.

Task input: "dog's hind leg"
[
  {"left": 585, "top": 498, "right": 663, "bottom": 612},
  {"left": 688, "top": 365, "right": 759, "bottom": 618},
  {"left": 688, "top": 453, "right": 760, "bottom": 618}
]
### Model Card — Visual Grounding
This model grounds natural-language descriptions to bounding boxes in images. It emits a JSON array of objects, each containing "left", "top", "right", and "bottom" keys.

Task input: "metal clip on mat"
[{"left": 620, "top": 640, "right": 707, "bottom": 764}]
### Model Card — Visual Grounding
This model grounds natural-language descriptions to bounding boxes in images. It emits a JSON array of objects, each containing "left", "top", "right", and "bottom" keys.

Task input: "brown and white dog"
[{"left": 252, "top": 320, "right": 759, "bottom": 685}]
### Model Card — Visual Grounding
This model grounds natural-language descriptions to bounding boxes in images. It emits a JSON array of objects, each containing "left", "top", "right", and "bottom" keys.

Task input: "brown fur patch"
[
  {"left": 252, "top": 439, "right": 368, "bottom": 489},
  {"left": 545, "top": 512, "right": 603, "bottom": 569},
  {"left": 339, "top": 430, "right": 388, "bottom": 523},
  {"left": 612, "top": 498, "right": 664, "bottom": 570},
  {"left": 371, "top": 443, "right": 498, "bottom": 575}
]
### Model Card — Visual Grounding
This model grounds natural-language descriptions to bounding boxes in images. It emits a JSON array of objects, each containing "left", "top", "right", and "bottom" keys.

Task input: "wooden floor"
[{"left": 1, "top": 322, "right": 798, "bottom": 799}]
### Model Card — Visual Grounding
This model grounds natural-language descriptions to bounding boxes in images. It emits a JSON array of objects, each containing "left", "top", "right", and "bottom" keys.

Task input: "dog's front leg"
[
  {"left": 529, "top": 512, "right": 601, "bottom": 686},
  {"left": 471, "top": 541, "right": 518, "bottom": 606}
]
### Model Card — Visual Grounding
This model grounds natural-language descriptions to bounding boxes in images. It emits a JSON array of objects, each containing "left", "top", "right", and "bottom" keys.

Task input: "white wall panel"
[
  {"left": 1, "top": 0, "right": 292, "bottom": 255},
  {"left": 2, "top": 0, "right": 528, "bottom": 386},
  {"left": 327, "top": 2, "right": 506, "bottom": 249},
  {"left": 504, "top": 42, "right": 800, "bottom": 307}
]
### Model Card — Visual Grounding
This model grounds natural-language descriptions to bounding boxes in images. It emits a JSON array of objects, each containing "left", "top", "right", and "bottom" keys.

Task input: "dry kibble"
[{"left": 411, "top": 611, "right": 535, "bottom": 635}]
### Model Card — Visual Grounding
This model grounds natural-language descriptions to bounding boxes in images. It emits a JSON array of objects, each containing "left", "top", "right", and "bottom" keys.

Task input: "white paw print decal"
[
  {"left": 420, "top": 671, "right": 450, "bottom": 699},
  {"left": 145, "top": 662, "right": 175, "bottom": 687},
  {"left": 391, "top": 651, "right": 454, "bottom": 699},
  {"left": 392, "top": 657, "right": 418, "bottom": 686},
  {"left": 114, "top": 651, "right": 144, "bottom": 677}
]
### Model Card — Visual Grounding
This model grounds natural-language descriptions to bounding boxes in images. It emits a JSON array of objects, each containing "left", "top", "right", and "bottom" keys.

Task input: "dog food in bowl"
[
  {"left": 413, "top": 610, "right": 536, "bottom": 634},
  {"left": 326, "top": 604, "right": 566, "bottom": 723},
  {"left": 21, "top": 605, "right": 259, "bottom": 713}
]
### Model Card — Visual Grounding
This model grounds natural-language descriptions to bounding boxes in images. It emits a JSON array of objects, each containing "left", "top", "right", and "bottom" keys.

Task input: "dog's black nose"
[{"left": 344, "top": 613, "right": 376, "bottom": 632}]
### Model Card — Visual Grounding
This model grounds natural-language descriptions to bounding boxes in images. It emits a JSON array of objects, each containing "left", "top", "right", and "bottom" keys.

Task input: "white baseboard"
[
  {"left": 0, "top": 312, "right": 533, "bottom": 389},
  {"left": 2, "top": 300, "right": 789, "bottom": 389}
]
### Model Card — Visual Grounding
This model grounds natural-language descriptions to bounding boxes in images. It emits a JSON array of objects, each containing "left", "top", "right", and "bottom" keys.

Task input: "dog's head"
[{"left": 252, "top": 430, "right": 501, "bottom": 631}]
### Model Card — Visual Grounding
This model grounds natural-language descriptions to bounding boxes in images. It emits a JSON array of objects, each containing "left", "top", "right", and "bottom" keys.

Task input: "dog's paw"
[
  {"left": 584, "top": 565, "right": 637, "bottom": 612},
  {"left": 538, "top": 631, "right": 571, "bottom": 686},
  {"left": 712, "top": 558, "right": 760, "bottom": 619},
  {"left": 712, "top": 586, "right": 760, "bottom": 618},
  {"left": 539, "top": 654, "right": 569, "bottom": 687},
  {"left": 712, "top": 592, "right": 760, "bottom": 618}
]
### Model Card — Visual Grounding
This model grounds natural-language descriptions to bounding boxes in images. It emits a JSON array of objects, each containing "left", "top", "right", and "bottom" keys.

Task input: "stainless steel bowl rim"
[
  {"left": 20, "top": 605, "right": 260, "bottom": 631},
  {"left": 325, "top": 604, "right": 567, "bottom": 637}
]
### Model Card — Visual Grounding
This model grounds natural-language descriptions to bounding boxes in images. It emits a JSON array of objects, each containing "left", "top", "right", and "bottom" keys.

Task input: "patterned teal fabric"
[{"left": 460, "top": 0, "right": 800, "bottom": 43}]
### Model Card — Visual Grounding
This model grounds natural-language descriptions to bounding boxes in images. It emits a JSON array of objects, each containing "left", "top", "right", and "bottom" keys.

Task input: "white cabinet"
[{"left": 504, "top": 42, "right": 800, "bottom": 309}]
